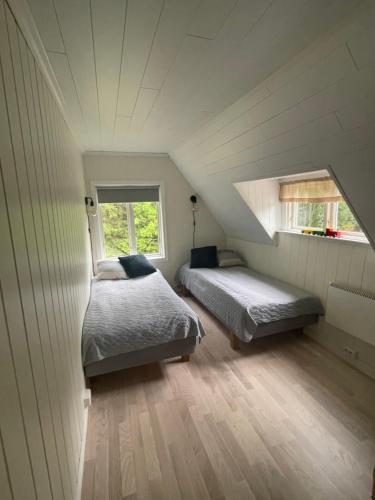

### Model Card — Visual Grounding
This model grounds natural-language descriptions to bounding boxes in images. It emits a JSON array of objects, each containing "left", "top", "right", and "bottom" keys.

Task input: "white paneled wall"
[
  {"left": 229, "top": 234, "right": 375, "bottom": 378},
  {"left": 0, "top": 1, "right": 91, "bottom": 498},
  {"left": 234, "top": 178, "right": 281, "bottom": 238}
]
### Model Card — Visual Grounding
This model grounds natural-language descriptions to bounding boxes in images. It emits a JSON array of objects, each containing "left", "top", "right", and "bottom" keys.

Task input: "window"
[
  {"left": 280, "top": 176, "right": 364, "bottom": 238},
  {"left": 97, "top": 186, "right": 165, "bottom": 259},
  {"left": 285, "top": 200, "right": 363, "bottom": 236}
]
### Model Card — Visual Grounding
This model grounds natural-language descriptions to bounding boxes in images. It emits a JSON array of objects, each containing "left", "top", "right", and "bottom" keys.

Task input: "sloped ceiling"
[
  {"left": 28, "top": 0, "right": 358, "bottom": 152},
  {"left": 26, "top": 0, "right": 375, "bottom": 248},
  {"left": 171, "top": 0, "right": 375, "bottom": 249}
]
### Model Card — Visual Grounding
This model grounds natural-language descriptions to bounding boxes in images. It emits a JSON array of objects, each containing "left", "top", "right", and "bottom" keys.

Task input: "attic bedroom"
[{"left": 0, "top": 0, "right": 374, "bottom": 499}]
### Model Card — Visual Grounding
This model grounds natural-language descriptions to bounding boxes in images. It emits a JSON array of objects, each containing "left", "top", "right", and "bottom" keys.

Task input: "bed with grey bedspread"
[
  {"left": 177, "top": 264, "right": 324, "bottom": 342},
  {"left": 82, "top": 270, "right": 205, "bottom": 369}
]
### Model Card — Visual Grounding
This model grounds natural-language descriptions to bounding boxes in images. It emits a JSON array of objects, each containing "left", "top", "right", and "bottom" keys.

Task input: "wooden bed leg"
[
  {"left": 181, "top": 354, "right": 190, "bottom": 362},
  {"left": 230, "top": 332, "right": 240, "bottom": 351}
]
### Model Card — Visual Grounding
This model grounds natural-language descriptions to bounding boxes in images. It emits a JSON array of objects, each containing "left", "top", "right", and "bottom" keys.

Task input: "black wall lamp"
[
  {"left": 85, "top": 196, "right": 97, "bottom": 216},
  {"left": 190, "top": 195, "right": 198, "bottom": 248}
]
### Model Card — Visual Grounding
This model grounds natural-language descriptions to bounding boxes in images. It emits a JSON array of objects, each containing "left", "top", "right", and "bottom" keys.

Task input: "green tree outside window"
[{"left": 100, "top": 201, "right": 160, "bottom": 257}]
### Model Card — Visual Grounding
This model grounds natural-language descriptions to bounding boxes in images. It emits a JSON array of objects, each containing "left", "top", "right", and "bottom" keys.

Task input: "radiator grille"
[
  {"left": 330, "top": 282, "right": 375, "bottom": 301},
  {"left": 326, "top": 282, "right": 375, "bottom": 347}
]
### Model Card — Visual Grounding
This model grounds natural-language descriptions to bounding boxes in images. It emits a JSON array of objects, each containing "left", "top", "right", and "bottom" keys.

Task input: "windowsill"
[
  {"left": 147, "top": 254, "right": 167, "bottom": 262},
  {"left": 277, "top": 229, "right": 369, "bottom": 246},
  {"left": 103, "top": 254, "right": 168, "bottom": 262}
]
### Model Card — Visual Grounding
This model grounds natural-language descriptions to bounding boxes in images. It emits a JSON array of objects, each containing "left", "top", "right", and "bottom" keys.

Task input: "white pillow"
[
  {"left": 95, "top": 259, "right": 128, "bottom": 280},
  {"left": 218, "top": 249, "right": 245, "bottom": 268}
]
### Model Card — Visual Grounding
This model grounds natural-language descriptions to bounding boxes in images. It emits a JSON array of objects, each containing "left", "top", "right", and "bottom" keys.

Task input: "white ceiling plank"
[
  {"left": 47, "top": 51, "right": 90, "bottom": 149},
  {"left": 53, "top": 0, "right": 100, "bottom": 145},
  {"left": 144, "top": 0, "right": 272, "bottom": 142},
  {"left": 206, "top": 114, "right": 342, "bottom": 175},
  {"left": 116, "top": 0, "right": 162, "bottom": 118},
  {"left": 174, "top": 85, "right": 270, "bottom": 158},
  {"left": 187, "top": 0, "right": 237, "bottom": 40},
  {"left": 152, "top": 35, "right": 211, "bottom": 114},
  {"left": 204, "top": 126, "right": 266, "bottom": 165},
  {"left": 129, "top": 87, "right": 158, "bottom": 134},
  {"left": 143, "top": 34, "right": 211, "bottom": 140},
  {"left": 115, "top": 115, "right": 131, "bottom": 148},
  {"left": 91, "top": 0, "right": 126, "bottom": 148},
  {"left": 141, "top": 0, "right": 201, "bottom": 90},
  {"left": 27, "top": 0, "right": 64, "bottom": 52},
  {"left": 336, "top": 94, "right": 375, "bottom": 131}
]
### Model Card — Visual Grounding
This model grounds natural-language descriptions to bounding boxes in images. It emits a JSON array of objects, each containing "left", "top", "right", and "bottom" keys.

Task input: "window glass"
[
  {"left": 99, "top": 200, "right": 162, "bottom": 258},
  {"left": 285, "top": 199, "right": 364, "bottom": 236},
  {"left": 337, "top": 200, "right": 361, "bottom": 232},
  {"left": 296, "top": 202, "right": 325, "bottom": 228},
  {"left": 278, "top": 173, "right": 365, "bottom": 239},
  {"left": 133, "top": 202, "right": 160, "bottom": 254},
  {"left": 100, "top": 202, "right": 129, "bottom": 257}
]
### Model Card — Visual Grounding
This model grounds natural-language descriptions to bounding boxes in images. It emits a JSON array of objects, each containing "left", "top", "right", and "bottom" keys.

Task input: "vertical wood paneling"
[
  {"left": 6, "top": 12, "right": 64, "bottom": 499},
  {"left": 27, "top": 46, "right": 74, "bottom": 500},
  {"left": 0, "top": 430, "right": 12, "bottom": 500},
  {"left": 234, "top": 178, "right": 282, "bottom": 239},
  {"left": 0, "top": 0, "right": 91, "bottom": 498}
]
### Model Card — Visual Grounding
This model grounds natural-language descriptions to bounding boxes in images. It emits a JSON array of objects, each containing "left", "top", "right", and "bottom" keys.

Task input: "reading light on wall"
[
  {"left": 85, "top": 196, "right": 97, "bottom": 216},
  {"left": 190, "top": 195, "right": 198, "bottom": 248},
  {"left": 84, "top": 196, "right": 96, "bottom": 275}
]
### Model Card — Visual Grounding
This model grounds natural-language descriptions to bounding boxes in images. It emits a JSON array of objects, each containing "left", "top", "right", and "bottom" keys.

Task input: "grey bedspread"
[
  {"left": 82, "top": 271, "right": 205, "bottom": 366},
  {"left": 177, "top": 264, "right": 324, "bottom": 342}
]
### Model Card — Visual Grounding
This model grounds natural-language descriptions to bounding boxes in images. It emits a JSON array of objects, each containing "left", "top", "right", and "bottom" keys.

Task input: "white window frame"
[
  {"left": 284, "top": 200, "right": 365, "bottom": 238},
  {"left": 89, "top": 180, "right": 168, "bottom": 265}
]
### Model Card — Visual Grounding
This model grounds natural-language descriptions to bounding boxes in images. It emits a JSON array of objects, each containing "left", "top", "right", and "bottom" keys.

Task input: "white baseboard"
[{"left": 75, "top": 404, "right": 89, "bottom": 500}]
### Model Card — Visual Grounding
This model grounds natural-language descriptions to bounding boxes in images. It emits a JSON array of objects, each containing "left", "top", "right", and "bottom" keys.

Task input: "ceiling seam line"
[
  {"left": 128, "top": 0, "right": 166, "bottom": 134},
  {"left": 89, "top": 0, "right": 101, "bottom": 147},
  {"left": 113, "top": 0, "right": 128, "bottom": 136},
  {"left": 51, "top": 0, "right": 88, "bottom": 142},
  {"left": 187, "top": 75, "right": 346, "bottom": 155},
  {"left": 203, "top": 109, "right": 341, "bottom": 166}
]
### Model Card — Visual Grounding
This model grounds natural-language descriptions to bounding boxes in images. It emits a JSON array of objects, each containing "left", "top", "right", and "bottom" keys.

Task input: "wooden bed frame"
[{"left": 84, "top": 336, "right": 196, "bottom": 378}]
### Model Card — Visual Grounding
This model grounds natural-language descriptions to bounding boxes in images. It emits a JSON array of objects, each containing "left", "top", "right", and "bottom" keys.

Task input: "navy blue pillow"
[
  {"left": 190, "top": 246, "right": 218, "bottom": 269},
  {"left": 118, "top": 254, "right": 156, "bottom": 278}
]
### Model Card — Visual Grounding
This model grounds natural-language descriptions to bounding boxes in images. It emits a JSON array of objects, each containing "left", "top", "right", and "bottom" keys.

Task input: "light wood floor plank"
[{"left": 82, "top": 297, "right": 375, "bottom": 499}]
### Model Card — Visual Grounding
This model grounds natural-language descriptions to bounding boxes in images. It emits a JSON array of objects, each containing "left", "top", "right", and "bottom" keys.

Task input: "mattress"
[
  {"left": 177, "top": 264, "right": 324, "bottom": 342},
  {"left": 82, "top": 270, "right": 205, "bottom": 366}
]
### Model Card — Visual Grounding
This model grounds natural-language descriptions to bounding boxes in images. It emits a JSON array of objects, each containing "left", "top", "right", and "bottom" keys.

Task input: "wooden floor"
[{"left": 81, "top": 297, "right": 375, "bottom": 500}]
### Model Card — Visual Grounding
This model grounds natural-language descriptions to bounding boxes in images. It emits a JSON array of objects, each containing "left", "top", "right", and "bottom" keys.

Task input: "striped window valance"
[{"left": 279, "top": 177, "right": 342, "bottom": 203}]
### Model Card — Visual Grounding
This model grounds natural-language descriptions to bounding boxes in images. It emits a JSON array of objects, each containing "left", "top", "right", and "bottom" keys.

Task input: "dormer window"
[
  {"left": 279, "top": 175, "right": 364, "bottom": 238},
  {"left": 234, "top": 169, "right": 367, "bottom": 243}
]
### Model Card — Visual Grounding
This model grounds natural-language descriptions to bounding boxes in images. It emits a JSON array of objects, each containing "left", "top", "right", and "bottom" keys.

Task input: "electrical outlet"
[{"left": 83, "top": 388, "right": 91, "bottom": 409}]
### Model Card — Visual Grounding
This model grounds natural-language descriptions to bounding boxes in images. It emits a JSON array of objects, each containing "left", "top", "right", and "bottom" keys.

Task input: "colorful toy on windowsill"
[
  {"left": 301, "top": 228, "right": 324, "bottom": 236},
  {"left": 300, "top": 228, "right": 342, "bottom": 238},
  {"left": 325, "top": 228, "right": 342, "bottom": 238}
]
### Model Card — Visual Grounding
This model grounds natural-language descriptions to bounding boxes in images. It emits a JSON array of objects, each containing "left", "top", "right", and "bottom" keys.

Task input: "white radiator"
[{"left": 326, "top": 283, "right": 375, "bottom": 347}]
